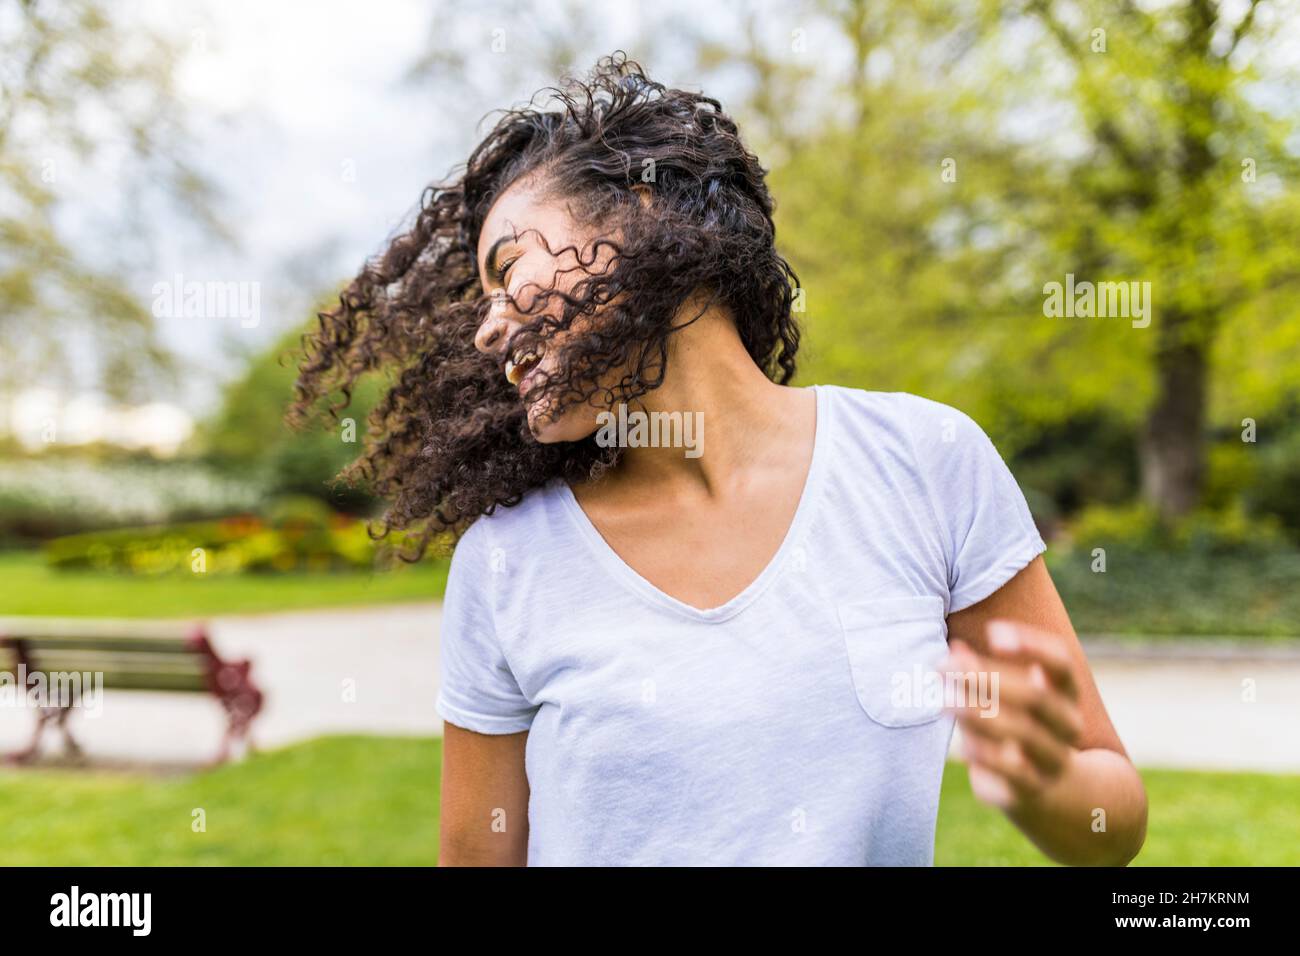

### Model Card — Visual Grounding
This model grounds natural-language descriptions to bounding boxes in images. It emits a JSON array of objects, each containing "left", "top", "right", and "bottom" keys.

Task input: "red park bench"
[{"left": 0, "top": 618, "right": 263, "bottom": 765}]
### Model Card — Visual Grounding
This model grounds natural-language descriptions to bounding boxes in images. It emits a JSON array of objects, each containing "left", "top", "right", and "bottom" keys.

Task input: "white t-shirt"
[{"left": 435, "top": 384, "right": 1047, "bottom": 865}]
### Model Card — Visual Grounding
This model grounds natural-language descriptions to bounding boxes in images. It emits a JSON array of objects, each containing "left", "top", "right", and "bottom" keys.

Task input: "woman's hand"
[
  {"left": 944, "top": 559, "right": 1147, "bottom": 864},
  {"left": 943, "top": 617, "right": 1087, "bottom": 813}
]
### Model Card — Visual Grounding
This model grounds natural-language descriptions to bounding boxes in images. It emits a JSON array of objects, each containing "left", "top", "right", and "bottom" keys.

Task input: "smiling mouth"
[{"left": 504, "top": 347, "right": 542, "bottom": 387}]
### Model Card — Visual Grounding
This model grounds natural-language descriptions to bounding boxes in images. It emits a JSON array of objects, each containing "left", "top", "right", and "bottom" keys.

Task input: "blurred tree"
[
  {"left": 1022, "top": 0, "right": 1300, "bottom": 516},
  {"left": 0, "top": 0, "right": 223, "bottom": 401},
  {"left": 747, "top": 0, "right": 1299, "bottom": 519},
  {"left": 196, "top": 319, "right": 382, "bottom": 515}
]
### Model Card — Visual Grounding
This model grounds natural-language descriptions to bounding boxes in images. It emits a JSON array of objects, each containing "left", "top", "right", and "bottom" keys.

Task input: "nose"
[{"left": 474, "top": 296, "right": 519, "bottom": 357}]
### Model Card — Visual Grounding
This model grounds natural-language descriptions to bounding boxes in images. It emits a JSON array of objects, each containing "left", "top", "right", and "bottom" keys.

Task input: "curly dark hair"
[{"left": 289, "top": 52, "right": 802, "bottom": 560}]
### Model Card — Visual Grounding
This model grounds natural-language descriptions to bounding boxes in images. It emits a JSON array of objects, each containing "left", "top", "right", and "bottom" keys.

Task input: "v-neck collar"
[{"left": 557, "top": 384, "right": 832, "bottom": 624}]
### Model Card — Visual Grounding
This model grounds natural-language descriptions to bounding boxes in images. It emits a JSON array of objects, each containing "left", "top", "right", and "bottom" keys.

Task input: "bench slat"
[
  {"left": 8, "top": 650, "right": 206, "bottom": 671},
  {"left": 0, "top": 667, "right": 209, "bottom": 692},
  {"left": 1, "top": 636, "right": 195, "bottom": 654}
]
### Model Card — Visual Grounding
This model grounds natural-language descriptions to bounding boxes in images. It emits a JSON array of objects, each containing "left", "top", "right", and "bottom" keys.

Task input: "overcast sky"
[{"left": 137, "top": 0, "right": 453, "bottom": 413}]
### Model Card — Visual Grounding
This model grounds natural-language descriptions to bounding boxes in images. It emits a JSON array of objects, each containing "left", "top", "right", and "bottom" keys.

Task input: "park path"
[{"left": 2, "top": 602, "right": 1298, "bottom": 772}]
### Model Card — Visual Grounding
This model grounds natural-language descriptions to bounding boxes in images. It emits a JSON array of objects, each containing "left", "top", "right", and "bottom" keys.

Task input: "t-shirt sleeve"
[
  {"left": 435, "top": 521, "right": 539, "bottom": 735},
  {"left": 897, "top": 393, "right": 1047, "bottom": 615}
]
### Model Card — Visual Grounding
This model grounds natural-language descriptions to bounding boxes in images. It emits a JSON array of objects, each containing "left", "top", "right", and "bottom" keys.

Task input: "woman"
[{"left": 292, "top": 53, "right": 1147, "bottom": 866}]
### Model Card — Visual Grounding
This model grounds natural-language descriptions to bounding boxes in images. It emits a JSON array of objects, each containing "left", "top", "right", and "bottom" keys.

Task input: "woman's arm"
[
  {"left": 438, "top": 723, "right": 531, "bottom": 866},
  {"left": 945, "top": 555, "right": 1149, "bottom": 866}
]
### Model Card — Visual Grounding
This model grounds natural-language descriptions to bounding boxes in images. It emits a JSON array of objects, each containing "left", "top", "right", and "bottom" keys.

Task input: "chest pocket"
[{"left": 837, "top": 595, "right": 950, "bottom": 728}]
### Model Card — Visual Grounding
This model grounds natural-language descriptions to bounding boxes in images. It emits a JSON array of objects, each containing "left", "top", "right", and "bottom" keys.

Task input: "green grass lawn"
[
  {"left": 0, "top": 736, "right": 441, "bottom": 865},
  {"left": 936, "top": 759, "right": 1300, "bottom": 865},
  {"left": 0, "top": 734, "right": 1295, "bottom": 865},
  {"left": 0, "top": 551, "right": 449, "bottom": 618}
]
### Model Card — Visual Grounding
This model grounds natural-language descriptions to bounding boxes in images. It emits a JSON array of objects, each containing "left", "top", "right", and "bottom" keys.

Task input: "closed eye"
[{"left": 494, "top": 256, "right": 519, "bottom": 285}]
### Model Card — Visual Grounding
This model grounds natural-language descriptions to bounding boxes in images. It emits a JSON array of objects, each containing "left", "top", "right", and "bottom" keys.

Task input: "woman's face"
[{"left": 474, "top": 174, "right": 618, "bottom": 443}]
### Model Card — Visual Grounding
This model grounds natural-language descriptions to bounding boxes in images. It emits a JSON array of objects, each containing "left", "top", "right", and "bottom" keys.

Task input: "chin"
[{"left": 526, "top": 403, "right": 598, "bottom": 444}]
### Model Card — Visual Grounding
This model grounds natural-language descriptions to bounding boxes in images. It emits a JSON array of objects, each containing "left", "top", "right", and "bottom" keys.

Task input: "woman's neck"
[{"left": 597, "top": 300, "right": 812, "bottom": 500}]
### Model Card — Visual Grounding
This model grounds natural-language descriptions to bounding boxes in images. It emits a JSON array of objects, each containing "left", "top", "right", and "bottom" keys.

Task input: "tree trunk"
[{"left": 1139, "top": 332, "right": 1207, "bottom": 519}]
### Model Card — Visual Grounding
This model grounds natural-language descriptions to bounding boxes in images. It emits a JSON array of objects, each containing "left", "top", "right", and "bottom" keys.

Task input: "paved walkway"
[{"left": 2, "top": 603, "right": 1298, "bottom": 772}]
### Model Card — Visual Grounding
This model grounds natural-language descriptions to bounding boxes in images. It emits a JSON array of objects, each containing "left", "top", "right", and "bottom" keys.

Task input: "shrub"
[
  {"left": 1064, "top": 501, "right": 1290, "bottom": 557},
  {"left": 1007, "top": 413, "right": 1140, "bottom": 516},
  {"left": 42, "top": 498, "right": 395, "bottom": 575},
  {"left": 1244, "top": 425, "right": 1300, "bottom": 544}
]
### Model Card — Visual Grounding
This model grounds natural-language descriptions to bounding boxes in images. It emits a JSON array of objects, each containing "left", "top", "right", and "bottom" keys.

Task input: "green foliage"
[
  {"left": 1006, "top": 413, "right": 1140, "bottom": 532},
  {"left": 1045, "top": 500, "right": 1300, "bottom": 636},
  {"left": 1063, "top": 501, "right": 1165, "bottom": 552},
  {"left": 1176, "top": 506, "right": 1290, "bottom": 555},
  {"left": 1045, "top": 546, "right": 1300, "bottom": 637},
  {"left": 198, "top": 326, "right": 384, "bottom": 515},
  {"left": 1065, "top": 501, "right": 1289, "bottom": 556},
  {"left": 760, "top": 0, "right": 1300, "bottom": 518},
  {"left": 1203, "top": 439, "right": 1257, "bottom": 511},
  {"left": 1243, "top": 419, "right": 1300, "bottom": 543},
  {"left": 40, "top": 498, "right": 404, "bottom": 576},
  {"left": 264, "top": 493, "right": 339, "bottom": 530}
]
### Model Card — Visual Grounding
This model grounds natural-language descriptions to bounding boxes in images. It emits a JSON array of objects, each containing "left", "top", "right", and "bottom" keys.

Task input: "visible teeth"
[{"left": 504, "top": 350, "right": 539, "bottom": 386}]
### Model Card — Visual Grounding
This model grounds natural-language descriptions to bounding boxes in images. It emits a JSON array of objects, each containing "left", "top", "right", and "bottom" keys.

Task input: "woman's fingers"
[
  {"left": 966, "top": 762, "right": 1017, "bottom": 810},
  {"left": 945, "top": 622, "right": 1090, "bottom": 813},
  {"left": 944, "top": 639, "right": 1084, "bottom": 747},
  {"left": 958, "top": 702, "right": 1073, "bottom": 777},
  {"left": 985, "top": 619, "right": 1080, "bottom": 702}
]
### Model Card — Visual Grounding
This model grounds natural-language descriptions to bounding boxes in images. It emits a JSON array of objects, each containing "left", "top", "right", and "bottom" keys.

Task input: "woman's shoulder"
[
  {"left": 818, "top": 384, "right": 1044, "bottom": 609},
  {"left": 818, "top": 383, "right": 975, "bottom": 428},
  {"left": 453, "top": 478, "right": 571, "bottom": 558},
  {"left": 816, "top": 385, "right": 1024, "bottom": 512},
  {"left": 816, "top": 384, "right": 988, "bottom": 459}
]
